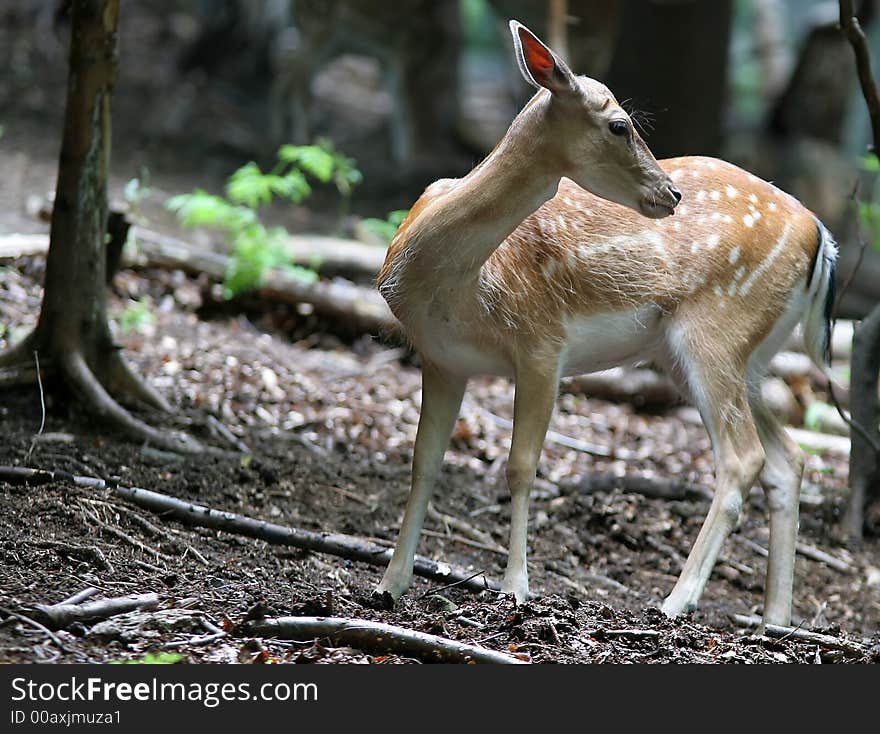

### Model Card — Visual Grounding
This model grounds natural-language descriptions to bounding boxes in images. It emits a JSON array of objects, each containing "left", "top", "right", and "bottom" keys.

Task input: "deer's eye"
[{"left": 609, "top": 119, "right": 629, "bottom": 137}]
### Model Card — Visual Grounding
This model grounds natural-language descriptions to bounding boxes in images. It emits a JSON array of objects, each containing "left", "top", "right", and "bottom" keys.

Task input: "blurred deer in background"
[{"left": 376, "top": 21, "right": 837, "bottom": 627}]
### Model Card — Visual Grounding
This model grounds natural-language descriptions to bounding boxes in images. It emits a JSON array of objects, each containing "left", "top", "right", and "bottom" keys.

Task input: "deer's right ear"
[{"left": 509, "top": 20, "right": 575, "bottom": 95}]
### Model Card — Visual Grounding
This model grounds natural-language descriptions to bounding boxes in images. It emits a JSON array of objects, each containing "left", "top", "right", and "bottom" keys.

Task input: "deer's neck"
[{"left": 404, "top": 99, "right": 559, "bottom": 278}]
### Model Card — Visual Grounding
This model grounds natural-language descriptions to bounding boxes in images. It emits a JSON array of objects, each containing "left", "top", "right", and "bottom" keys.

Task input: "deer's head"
[{"left": 510, "top": 20, "right": 681, "bottom": 219}]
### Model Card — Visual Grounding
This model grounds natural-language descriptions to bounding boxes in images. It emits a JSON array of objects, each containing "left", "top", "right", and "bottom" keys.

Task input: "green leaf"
[
  {"left": 361, "top": 209, "right": 409, "bottom": 245},
  {"left": 226, "top": 162, "right": 275, "bottom": 208},
  {"left": 166, "top": 190, "right": 255, "bottom": 231},
  {"left": 114, "top": 652, "right": 184, "bottom": 665},
  {"left": 117, "top": 299, "right": 156, "bottom": 335},
  {"left": 272, "top": 169, "right": 311, "bottom": 203},
  {"left": 282, "top": 264, "right": 319, "bottom": 284},
  {"left": 862, "top": 153, "right": 880, "bottom": 173},
  {"left": 803, "top": 401, "right": 834, "bottom": 432},
  {"left": 278, "top": 145, "right": 334, "bottom": 182}
]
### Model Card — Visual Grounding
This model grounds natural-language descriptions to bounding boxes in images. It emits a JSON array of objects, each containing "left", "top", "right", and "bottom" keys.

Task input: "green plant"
[
  {"left": 117, "top": 298, "right": 156, "bottom": 335},
  {"left": 857, "top": 153, "right": 880, "bottom": 251},
  {"left": 167, "top": 141, "right": 361, "bottom": 298},
  {"left": 361, "top": 209, "right": 409, "bottom": 245},
  {"left": 113, "top": 651, "right": 184, "bottom": 665}
]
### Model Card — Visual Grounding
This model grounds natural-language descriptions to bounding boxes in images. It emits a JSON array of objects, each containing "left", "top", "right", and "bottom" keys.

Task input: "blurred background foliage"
[{"left": 1, "top": 0, "right": 880, "bottom": 313}]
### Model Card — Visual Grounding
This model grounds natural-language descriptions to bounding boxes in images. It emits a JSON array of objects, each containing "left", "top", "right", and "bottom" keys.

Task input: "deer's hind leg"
[{"left": 660, "top": 321, "right": 766, "bottom": 617}]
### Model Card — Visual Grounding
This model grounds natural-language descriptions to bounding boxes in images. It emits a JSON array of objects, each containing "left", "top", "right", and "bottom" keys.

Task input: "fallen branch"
[
  {"left": 56, "top": 588, "right": 99, "bottom": 606},
  {"left": 734, "top": 535, "right": 851, "bottom": 572},
  {"left": 0, "top": 605, "right": 69, "bottom": 654},
  {"left": 570, "top": 472, "right": 709, "bottom": 501},
  {"left": 785, "top": 427, "right": 851, "bottom": 455},
  {"left": 585, "top": 628, "right": 661, "bottom": 640},
  {"left": 482, "top": 409, "right": 614, "bottom": 458},
  {"left": 0, "top": 229, "right": 397, "bottom": 334},
  {"left": 732, "top": 614, "right": 866, "bottom": 657},
  {"left": 238, "top": 616, "right": 527, "bottom": 664},
  {"left": 29, "top": 593, "right": 159, "bottom": 630},
  {"left": 794, "top": 541, "right": 852, "bottom": 573},
  {"left": 0, "top": 466, "right": 500, "bottom": 595},
  {"left": 562, "top": 367, "right": 681, "bottom": 409}
]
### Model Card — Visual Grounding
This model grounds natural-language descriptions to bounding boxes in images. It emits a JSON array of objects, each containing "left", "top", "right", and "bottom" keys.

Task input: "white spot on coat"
[
  {"left": 707, "top": 234, "right": 721, "bottom": 249},
  {"left": 725, "top": 185, "right": 738, "bottom": 199},
  {"left": 729, "top": 247, "right": 741, "bottom": 264}
]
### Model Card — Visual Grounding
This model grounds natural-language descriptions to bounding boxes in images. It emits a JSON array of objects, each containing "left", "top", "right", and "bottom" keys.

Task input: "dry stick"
[
  {"left": 55, "top": 587, "right": 99, "bottom": 606},
  {"left": 417, "top": 570, "right": 491, "bottom": 600},
  {"left": 794, "top": 541, "right": 852, "bottom": 573},
  {"left": 420, "top": 528, "right": 507, "bottom": 555},
  {"left": 0, "top": 605, "right": 68, "bottom": 652},
  {"left": 732, "top": 614, "right": 866, "bottom": 657},
  {"left": 206, "top": 415, "right": 251, "bottom": 455},
  {"left": 584, "top": 628, "right": 662, "bottom": 640},
  {"left": 240, "top": 616, "right": 527, "bottom": 664},
  {"left": 734, "top": 534, "right": 850, "bottom": 573},
  {"left": 76, "top": 499, "right": 172, "bottom": 563},
  {"left": 481, "top": 409, "right": 614, "bottom": 458},
  {"left": 0, "top": 466, "right": 499, "bottom": 594},
  {"left": 111, "top": 484, "right": 501, "bottom": 594},
  {"left": 426, "top": 503, "right": 506, "bottom": 552},
  {"left": 30, "top": 593, "right": 160, "bottom": 630},
  {"left": 573, "top": 472, "right": 709, "bottom": 501},
  {"left": 162, "top": 618, "right": 228, "bottom": 649},
  {"left": 86, "top": 497, "right": 211, "bottom": 567}
]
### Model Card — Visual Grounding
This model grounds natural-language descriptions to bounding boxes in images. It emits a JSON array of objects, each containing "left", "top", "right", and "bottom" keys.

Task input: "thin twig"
[
  {"left": 733, "top": 613, "right": 866, "bottom": 657},
  {"left": 417, "top": 570, "right": 490, "bottom": 600},
  {"left": 0, "top": 465, "right": 501, "bottom": 595},
  {"left": 24, "top": 349, "right": 46, "bottom": 462},
  {"left": 421, "top": 528, "right": 507, "bottom": 555}
]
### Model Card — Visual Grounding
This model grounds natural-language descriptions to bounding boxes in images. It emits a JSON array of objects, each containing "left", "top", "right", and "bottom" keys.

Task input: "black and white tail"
[{"left": 802, "top": 220, "right": 839, "bottom": 372}]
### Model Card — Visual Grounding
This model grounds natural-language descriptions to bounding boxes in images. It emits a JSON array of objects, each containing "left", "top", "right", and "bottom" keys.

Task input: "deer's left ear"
[{"left": 509, "top": 20, "right": 576, "bottom": 95}]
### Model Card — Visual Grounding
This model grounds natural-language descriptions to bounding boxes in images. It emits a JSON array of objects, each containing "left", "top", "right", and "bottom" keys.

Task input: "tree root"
[
  {"left": 0, "top": 333, "right": 35, "bottom": 370},
  {"left": 104, "top": 348, "right": 172, "bottom": 413},
  {"left": 61, "top": 350, "right": 205, "bottom": 454}
]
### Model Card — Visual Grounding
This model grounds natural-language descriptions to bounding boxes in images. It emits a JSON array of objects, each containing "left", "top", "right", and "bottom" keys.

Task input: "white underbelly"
[{"left": 561, "top": 307, "right": 663, "bottom": 376}]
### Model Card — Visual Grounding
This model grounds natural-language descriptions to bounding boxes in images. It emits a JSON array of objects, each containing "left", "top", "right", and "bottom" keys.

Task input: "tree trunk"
[
  {"left": 604, "top": 0, "right": 733, "bottom": 158},
  {"left": 839, "top": 0, "right": 880, "bottom": 540},
  {"left": 0, "top": 0, "right": 202, "bottom": 453},
  {"left": 843, "top": 306, "right": 880, "bottom": 539}
]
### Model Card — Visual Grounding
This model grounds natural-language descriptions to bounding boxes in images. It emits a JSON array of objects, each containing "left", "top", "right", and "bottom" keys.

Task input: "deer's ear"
[{"left": 509, "top": 20, "right": 575, "bottom": 95}]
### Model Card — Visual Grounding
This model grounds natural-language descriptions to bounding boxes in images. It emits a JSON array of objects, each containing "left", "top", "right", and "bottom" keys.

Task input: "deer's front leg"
[
  {"left": 502, "top": 361, "right": 560, "bottom": 604},
  {"left": 377, "top": 362, "right": 466, "bottom": 600}
]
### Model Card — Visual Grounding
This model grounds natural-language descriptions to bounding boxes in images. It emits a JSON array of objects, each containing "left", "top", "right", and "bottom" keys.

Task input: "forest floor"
[
  {"left": 1, "top": 4, "right": 879, "bottom": 665},
  {"left": 1, "top": 243, "right": 879, "bottom": 664}
]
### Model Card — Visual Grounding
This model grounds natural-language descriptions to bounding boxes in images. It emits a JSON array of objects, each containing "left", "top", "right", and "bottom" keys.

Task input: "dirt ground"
[
  {"left": 1, "top": 249, "right": 879, "bottom": 664},
  {"left": 1, "top": 3, "right": 879, "bottom": 665}
]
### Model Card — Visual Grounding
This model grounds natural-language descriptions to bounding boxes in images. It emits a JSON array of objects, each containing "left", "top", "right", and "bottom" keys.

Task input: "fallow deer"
[{"left": 375, "top": 21, "right": 837, "bottom": 627}]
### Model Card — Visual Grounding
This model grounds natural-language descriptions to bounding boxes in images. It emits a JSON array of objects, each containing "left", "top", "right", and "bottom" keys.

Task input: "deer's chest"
[{"left": 406, "top": 289, "right": 513, "bottom": 378}]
